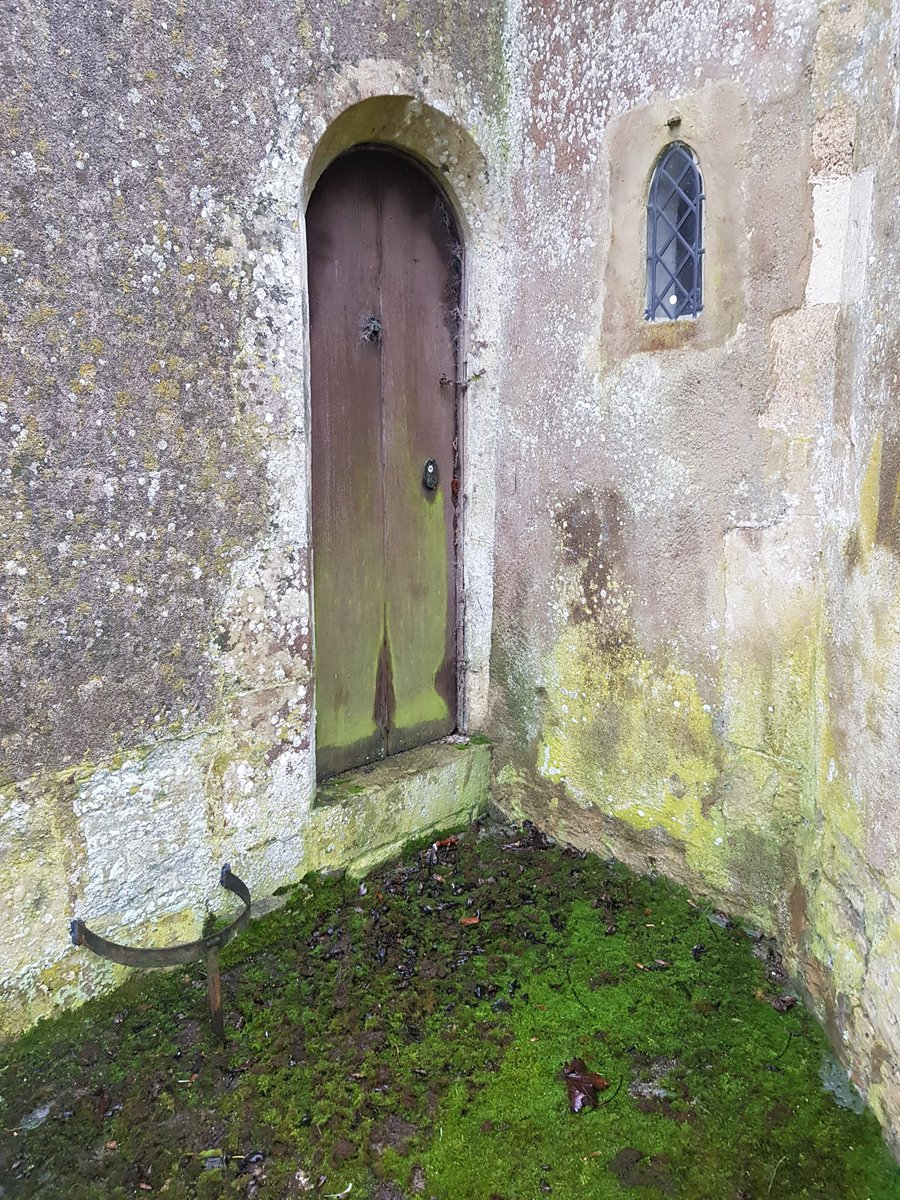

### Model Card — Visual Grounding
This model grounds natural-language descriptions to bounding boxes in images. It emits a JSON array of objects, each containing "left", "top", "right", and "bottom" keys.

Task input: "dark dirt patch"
[
  {"left": 371, "top": 1115, "right": 418, "bottom": 1155},
  {"left": 609, "top": 1147, "right": 677, "bottom": 1194}
]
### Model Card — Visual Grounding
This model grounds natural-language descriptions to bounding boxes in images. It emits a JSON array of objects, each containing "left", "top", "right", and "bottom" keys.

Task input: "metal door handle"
[{"left": 423, "top": 459, "right": 439, "bottom": 490}]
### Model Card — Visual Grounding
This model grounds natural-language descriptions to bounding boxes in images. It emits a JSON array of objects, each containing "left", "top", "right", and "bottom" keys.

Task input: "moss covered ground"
[{"left": 1, "top": 820, "right": 898, "bottom": 1199}]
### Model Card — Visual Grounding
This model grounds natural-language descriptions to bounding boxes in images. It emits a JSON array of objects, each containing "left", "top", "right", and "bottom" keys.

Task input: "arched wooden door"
[{"left": 307, "top": 147, "right": 461, "bottom": 780}]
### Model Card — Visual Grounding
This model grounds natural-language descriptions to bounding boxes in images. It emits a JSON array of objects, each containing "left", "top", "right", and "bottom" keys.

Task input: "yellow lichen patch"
[
  {"left": 0, "top": 98, "right": 23, "bottom": 139},
  {"left": 803, "top": 865, "right": 869, "bottom": 997},
  {"left": 809, "top": 609, "right": 864, "bottom": 849},
  {"left": 72, "top": 362, "right": 97, "bottom": 393},
  {"left": 213, "top": 245, "right": 238, "bottom": 270},
  {"left": 152, "top": 378, "right": 180, "bottom": 402},
  {"left": 24, "top": 303, "right": 57, "bottom": 327},
  {"left": 721, "top": 624, "right": 816, "bottom": 797},
  {"left": 815, "top": 719, "right": 863, "bottom": 848},
  {"left": 113, "top": 389, "right": 134, "bottom": 416},
  {"left": 538, "top": 621, "right": 726, "bottom": 882},
  {"left": 857, "top": 430, "right": 882, "bottom": 566}
]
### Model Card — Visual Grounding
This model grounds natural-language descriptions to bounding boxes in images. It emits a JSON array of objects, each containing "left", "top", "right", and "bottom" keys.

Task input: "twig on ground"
[
  {"left": 565, "top": 962, "right": 595, "bottom": 1018},
  {"left": 768, "top": 1155, "right": 786, "bottom": 1194},
  {"left": 593, "top": 1075, "right": 624, "bottom": 1110},
  {"left": 774, "top": 1031, "right": 794, "bottom": 1060}
]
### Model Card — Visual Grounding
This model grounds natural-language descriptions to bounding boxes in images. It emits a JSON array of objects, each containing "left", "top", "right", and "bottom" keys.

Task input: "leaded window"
[{"left": 645, "top": 143, "right": 704, "bottom": 321}]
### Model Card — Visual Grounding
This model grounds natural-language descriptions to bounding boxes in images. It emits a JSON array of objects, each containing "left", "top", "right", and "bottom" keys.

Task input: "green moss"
[{"left": 1, "top": 823, "right": 897, "bottom": 1199}]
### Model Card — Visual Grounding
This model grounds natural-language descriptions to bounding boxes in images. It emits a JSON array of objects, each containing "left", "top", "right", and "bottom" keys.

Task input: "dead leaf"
[
  {"left": 434, "top": 836, "right": 458, "bottom": 849},
  {"left": 772, "top": 995, "right": 796, "bottom": 1013},
  {"left": 460, "top": 915, "right": 480, "bottom": 927},
  {"left": 563, "top": 1057, "right": 609, "bottom": 1113}
]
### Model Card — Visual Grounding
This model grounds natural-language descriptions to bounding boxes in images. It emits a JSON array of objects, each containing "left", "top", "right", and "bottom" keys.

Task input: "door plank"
[
  {"left": 308, "top": 154, "right": 386, "bottom": 779},
  {"left": 379, "top": 154, "right": 459, "bottom": 754}
]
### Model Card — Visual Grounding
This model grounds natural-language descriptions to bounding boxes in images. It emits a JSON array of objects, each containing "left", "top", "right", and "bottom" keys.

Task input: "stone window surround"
[{"left": 600, "top": 82, "right": 748, "bottom": 358}]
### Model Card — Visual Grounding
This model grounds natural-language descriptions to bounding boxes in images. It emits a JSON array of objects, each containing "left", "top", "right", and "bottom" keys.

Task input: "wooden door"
[{"left": 307, "top": 147, "right": 460, "bottom": 780}]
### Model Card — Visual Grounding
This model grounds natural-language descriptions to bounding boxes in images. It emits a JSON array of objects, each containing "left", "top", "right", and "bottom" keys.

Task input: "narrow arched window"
[{"left": 645, "top": 143, "right": 704, "bottom": 321}]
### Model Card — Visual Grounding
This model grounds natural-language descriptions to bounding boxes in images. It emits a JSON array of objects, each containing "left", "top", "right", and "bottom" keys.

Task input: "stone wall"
[
  {"left": 491, "top": 0, "right": 900, "bottom": 1154},
  {"left": 0, "top": 0, "right": 507, "bottom": 1034},
  {"left": 3, "top": 0, "right": 900, "bottom": 1159}
]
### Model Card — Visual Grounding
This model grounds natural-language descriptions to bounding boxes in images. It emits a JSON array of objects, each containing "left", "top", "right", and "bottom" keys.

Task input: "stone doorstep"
[{"left": 308, "top": 739, "right": 492, "bottom": 877}]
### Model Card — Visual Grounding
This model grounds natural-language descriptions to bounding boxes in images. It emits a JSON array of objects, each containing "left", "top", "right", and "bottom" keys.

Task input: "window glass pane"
[{"left": 645, "top": 143, "right": 703, "bottom": 322}]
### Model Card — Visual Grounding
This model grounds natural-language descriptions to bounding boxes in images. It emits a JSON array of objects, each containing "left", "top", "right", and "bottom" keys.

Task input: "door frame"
[{"left": 293, "top": 95, "right": 502, "bottom": 790}]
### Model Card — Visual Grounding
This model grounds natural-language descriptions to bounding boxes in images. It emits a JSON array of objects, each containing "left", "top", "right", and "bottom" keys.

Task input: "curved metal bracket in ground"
[{"left": 70, "top": 864, "right": 252, "bottom": 1042}]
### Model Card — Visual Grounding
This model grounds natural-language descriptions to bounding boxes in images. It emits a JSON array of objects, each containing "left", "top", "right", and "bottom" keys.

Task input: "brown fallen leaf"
[
  {"left": 434, "top": 836, "right": 459, "bottom": 849},
  {"left": 772, "top": 994, "right": 797, "bottom": 1013},
  {"left": 564, "top": 1057, "right": 609, "bottom": 1113},
  {"left": 460, "top": 915, "right": 480, "bottom": 927}
]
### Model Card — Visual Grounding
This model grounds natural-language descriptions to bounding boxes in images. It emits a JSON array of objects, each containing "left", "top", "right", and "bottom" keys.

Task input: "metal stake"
[{"left": 71, "top": 864, "right": 251, "bottom": 1040}]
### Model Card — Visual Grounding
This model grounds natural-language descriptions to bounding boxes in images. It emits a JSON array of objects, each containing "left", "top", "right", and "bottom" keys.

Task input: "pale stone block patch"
[
  {"left": 805, "top": 169, "right": 874, "bottom": 305},
  {"left": 73, "top": 742, "right": 216, "bottom": 931},
  {"left": 722, "top": 516, "right": 818, "bottom": 649},
  {"left": 842, "top": 167, "right": 875, "bottom": 303},
  {"left": 763, "top": 305, "right": 839, "bottom": 436}
]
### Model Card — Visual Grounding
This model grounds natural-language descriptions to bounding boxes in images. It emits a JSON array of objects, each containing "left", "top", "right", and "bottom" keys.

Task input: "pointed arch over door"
[{"left": 307, "top": 147, "right": 461, "bottom": 780}]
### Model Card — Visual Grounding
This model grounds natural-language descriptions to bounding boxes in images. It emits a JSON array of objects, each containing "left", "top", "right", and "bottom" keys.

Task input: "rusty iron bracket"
[{"left": 70, "top": 863, "right": 251, "bottom": 1042}]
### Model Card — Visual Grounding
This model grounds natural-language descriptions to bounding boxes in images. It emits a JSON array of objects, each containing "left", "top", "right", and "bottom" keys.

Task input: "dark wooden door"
[{"left": 307, "top": 148, "right": 460, "bottom": 780}]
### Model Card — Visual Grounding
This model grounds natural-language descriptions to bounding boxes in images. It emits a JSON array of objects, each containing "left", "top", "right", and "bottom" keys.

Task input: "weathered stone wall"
[
  {"left": 491, "top": 0, "right": 900, "bottom": 1153},
  {"left": 4, "top": 0, "right": 900, "bottom": 1159},
  {"left": 0, "top": 0, "right": 507, "bottom": 1034},
  {"left": 803, "top": 0, "right": 900, "bottom": 1148}
]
